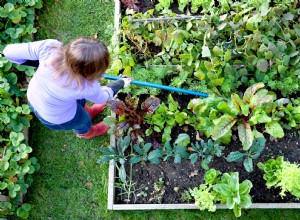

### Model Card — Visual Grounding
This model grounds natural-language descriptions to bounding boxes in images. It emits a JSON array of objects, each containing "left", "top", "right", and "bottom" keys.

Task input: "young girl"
[{"left": 3, "top": 37, "right": 132, "bottom": 139}]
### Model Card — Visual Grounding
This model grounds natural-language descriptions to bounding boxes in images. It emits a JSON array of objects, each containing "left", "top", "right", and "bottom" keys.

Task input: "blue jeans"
[{"left": 29, "top": 99, "right": 91, "bottom": 134}]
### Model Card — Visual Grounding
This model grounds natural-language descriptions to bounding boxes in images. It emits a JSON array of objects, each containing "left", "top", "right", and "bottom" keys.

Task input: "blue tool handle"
[{"left": 103, "top": 74, "right": 209, "bottom": 97}]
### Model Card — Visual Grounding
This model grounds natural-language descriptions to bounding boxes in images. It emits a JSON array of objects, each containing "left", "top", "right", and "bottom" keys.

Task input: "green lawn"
[{"left": 22, "top": 0, "right": 300, "bottom": 219}]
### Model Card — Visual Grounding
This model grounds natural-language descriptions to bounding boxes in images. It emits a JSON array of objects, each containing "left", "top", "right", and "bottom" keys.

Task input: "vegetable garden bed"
[{"left": 102, "top": 0, "right": 300, "bottom": 217}]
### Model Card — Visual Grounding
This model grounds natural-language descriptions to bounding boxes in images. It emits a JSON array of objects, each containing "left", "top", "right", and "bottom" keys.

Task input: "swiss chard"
[{"left": 189, "top": 83, "right": 287, "bottom": 150}]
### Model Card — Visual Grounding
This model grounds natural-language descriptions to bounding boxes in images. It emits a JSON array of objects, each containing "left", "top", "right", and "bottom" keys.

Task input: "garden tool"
[{"left": 103, "top": 74, "right": 209, "bottom": 97}]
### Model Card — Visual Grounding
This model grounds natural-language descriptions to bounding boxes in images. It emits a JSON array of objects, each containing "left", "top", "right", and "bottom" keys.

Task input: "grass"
[
  {"left": 35, "top": 0, "right": 114, "bottom": 44},
  {"left": 20, "top": 0, "right": 300, "bottom": 219}
]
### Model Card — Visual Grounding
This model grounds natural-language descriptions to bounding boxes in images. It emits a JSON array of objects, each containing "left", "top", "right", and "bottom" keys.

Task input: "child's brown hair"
[{"left": 52, "top": 37, "right": 110, "bottom": 87}]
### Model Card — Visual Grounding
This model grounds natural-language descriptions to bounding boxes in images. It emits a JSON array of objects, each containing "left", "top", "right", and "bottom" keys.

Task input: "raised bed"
[{"left": 107, "top": 0, "right": 300, "bottom": 212}]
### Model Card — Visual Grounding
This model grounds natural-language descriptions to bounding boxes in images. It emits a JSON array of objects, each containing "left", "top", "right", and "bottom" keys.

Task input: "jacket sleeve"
[
  {"left": 3, "top": 39, "right": 61, "bottom": 64},
  {"left": 83, "top": 82, "right": 115, "bottom": 104}
]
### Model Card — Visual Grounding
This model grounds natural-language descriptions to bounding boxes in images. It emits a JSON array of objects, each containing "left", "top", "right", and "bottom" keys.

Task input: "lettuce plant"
[
  {"left": 104, "top": 94, "right": 160, "bottom": 141},
  {"left": 190, "top": 183, "right": 216, "bottom": 212},
  {"left": 258, "top": 156, "right": 300, "bottom": 199},
  {"left": 213, "top": 172, "right": 253, "bottom": 217},
  {"left": 190, "top": 169, "right": 252, "bottom": 217},
  {"left": 155, "top": 0, "right": 173, "bottom": 11},
  {"left": 269, "top": 98, "right": 300, "bottom": 130},
  {"left": 145, "top": 94, "right": 189, "bottom": 143},
  {"left": 189, "top": 169, "right": 221, "bottom": 212},
  {"left": 178, "top": 0, "right": 189, "bottom": 12}
]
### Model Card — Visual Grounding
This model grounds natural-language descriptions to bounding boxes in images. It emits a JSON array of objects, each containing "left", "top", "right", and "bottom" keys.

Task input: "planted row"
[
  {"left": 0, "top": 1, "right": 42, "bottom": 218},
  {"left": 105, "top": 83, "right": 300, "bottom": 154},
  {"left": 98, "top": 134, "right": 224, "bottom": 181},
  {"left": 111, "top": 1, "right": 300, "bottom": 97}
]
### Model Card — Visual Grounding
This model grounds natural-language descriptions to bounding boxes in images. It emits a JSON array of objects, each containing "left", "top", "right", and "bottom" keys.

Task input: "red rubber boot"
[
  {"left": 77, "top": 122, "right": 109, "bottom": 139},
  {"left": 84, "top": 103, "right": 106, "bottom": 119}
]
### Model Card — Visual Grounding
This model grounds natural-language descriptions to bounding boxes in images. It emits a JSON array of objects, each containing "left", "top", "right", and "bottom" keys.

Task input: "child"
[{"left": 3, "top": 37, "right": 132, "bottom": 139}]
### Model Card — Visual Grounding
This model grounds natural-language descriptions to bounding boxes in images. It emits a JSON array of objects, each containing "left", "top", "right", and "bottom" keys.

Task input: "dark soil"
[{"left": 114, "top": 92, "right": 300, "bottom": 205}]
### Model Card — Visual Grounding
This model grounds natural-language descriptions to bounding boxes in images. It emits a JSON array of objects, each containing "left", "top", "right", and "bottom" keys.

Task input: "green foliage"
[
  {"left": 190, "top": 169, "right": 253, "bottom": 217},
  {"left": 145, "top": 94, "right": 189, "bottom": 143},
  {"left": 155, "top": 0, "right": 173, "bottom": 11},
  {"left": 191, "top": 0, "right": 214, "bottom": 13},
  {"left": 188, "top": 83, "right": 292, "bottom": 150},
  {"left": 131, "top": 142, "right": 163, "bottom": 165},
  {"left": 120, "top": 65, "right": 175, "bottom": 97},
  {"left": 213, "top": 172, "right": 253, "bottom": 217},
  {"left": 0, "top": 2, "right": 41, "bottom": 215},
  {"left": 181, "top": 189, "right": 193, "bottom": 202},
  {"left": 178, "top": 0, "right": 189, "bottom": 12},
  {"left": 190, "top": 183, "right": 216, "bottom": 212},
  {"left": 189, "top": 139, "right": 224, "bottom": 170},
  {"left": 163, "top": 134, "right": 190, "bottom": 164},
  {"left": 98, "top": 135, "right": 131, "bottom": 183},
  {"left": 116, "top": 2, "right": 300, "bottom": 97},
  {"left": 258, "top": 156, "right": 300, "bottom": 199},
  {"left": 271, "top": 99, "right": 300, "bottom": 130},
  {"left": 226, "top": 138, "right": 266, "bottom": 172}
]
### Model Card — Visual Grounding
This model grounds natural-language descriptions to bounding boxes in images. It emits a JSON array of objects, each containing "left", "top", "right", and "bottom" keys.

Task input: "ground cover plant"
[
  {"left": 102, "top": 0, "right": 300, "bottom": 217},
  {"left": 0, "top": 0, "right": 42, "bottom": 218}
]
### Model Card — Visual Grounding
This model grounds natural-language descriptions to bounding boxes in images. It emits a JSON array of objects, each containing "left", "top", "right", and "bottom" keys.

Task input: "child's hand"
[{"left": 119, "top": 75, "right": 133, "bottom": 87}]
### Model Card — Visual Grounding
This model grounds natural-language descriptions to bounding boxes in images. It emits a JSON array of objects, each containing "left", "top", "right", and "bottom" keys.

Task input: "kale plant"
[
  {"left": 98, "top": 135, "right": 131, "bottom": 183},
  {"left": 226, "top": 138, "right": 266, "bottom": 172},
  {"left": 131, "top": 142, "right": 163, "bottom": 165},
  {"left": 189, "top": 139, "right": 224, "bottom": 170},
  {"left": 163, "top": 134, "right": 190, "bottom": 164}
]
